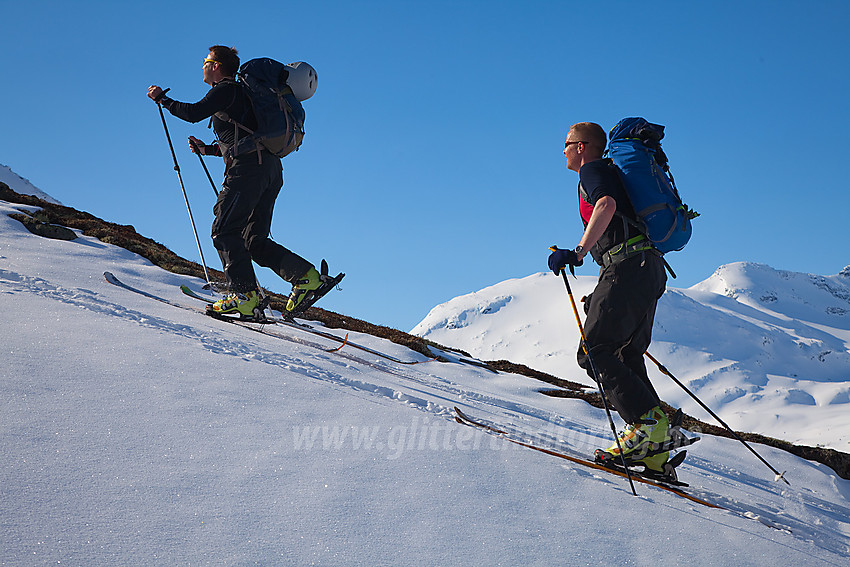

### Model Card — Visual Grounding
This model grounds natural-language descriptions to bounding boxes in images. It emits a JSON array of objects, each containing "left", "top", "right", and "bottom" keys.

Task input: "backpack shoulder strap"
[
  {"left": 578, "top": 181, "right": 589, "bottom": 203},
  {"left": 206, "top": 79, "right": 263, "bottom": 163},
  {"left": 208, "top": 79, "right": 254, "bottom": 134}
]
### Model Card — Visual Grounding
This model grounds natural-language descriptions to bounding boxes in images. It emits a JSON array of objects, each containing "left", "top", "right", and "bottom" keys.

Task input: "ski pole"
[
  {"left": 644, "top": 352, "right": 789, "bottom": 485},
  {"left": 189, "top": 139, "right": 219, "bottom": 197},
  {"left": 155, "top": 92, "right": 212, "bottom": 287},
  {"left": 551, "top": 246, "right": 638, "bottom": 496}
]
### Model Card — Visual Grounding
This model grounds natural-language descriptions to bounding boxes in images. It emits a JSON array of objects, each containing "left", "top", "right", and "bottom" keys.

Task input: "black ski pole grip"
[{"left": 155, "top": 87, "right": 170, "bottom": 104}]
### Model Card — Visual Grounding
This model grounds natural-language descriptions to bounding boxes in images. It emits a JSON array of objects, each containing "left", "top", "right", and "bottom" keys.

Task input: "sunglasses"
[{"left": 203, "top": 58, "right": 220, "bottom": 67}]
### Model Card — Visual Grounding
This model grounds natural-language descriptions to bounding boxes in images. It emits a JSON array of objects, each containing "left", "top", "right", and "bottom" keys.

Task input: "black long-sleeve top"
[{"left": 160, "top": 79, "right": 257, "bottom": 153}]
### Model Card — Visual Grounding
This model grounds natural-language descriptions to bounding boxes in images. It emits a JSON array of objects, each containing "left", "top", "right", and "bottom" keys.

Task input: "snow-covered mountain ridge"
[
  {"left": 413, "top": 263, "right": 850, "bottom": 451},
  {"left": 2, "top": 168, "right": 850, "bottom": 563}
]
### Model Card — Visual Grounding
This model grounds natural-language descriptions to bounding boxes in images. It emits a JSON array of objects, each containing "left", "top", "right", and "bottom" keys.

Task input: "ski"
[
  {"left": 179, "top": 282, "right": 508, "bottom": 372},
  {"left": 453, "top": 406, "right": 723, "bottom": 509},
  {"left": 595, "top": 450, "right": 690, "bottom": 485},
  {"left": 186, "top": 259, "right": 344, "bottom": 320},
  {"left": 180, "top": 284, "right": 216, "bottom": 303},
  {"left": 104, "top": 271, "right": 186, "bottom": 309},
  {"left": 179, "top": 284, "right": 435, "bottom": 365},
  {"left": 104, "top": 271, "right": 433, "bottom": 365}
]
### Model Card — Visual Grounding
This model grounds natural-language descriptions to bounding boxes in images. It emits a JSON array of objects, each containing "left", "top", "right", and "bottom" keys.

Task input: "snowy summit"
[{"left": 412, "top": 263, "right": 850, "bottom": 451}]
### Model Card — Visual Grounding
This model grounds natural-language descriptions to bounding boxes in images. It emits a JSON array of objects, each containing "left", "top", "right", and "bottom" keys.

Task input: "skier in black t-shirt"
[
  {"left": 147, "top": 45, "right": 321, "bottom": 317},
  {"left": 548, "top": 122, "right": 671, "bottom": 473}
]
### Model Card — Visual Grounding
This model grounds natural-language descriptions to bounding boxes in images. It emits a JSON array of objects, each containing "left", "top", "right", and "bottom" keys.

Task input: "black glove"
[{"left": 548, "top": 247, "right": 583, "bottom": 275}]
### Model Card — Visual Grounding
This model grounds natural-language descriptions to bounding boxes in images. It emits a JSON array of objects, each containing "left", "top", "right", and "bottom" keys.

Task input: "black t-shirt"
[
  {"left": 161, "top": 79, "right": 257, "bottom": 149},
  {"left": 578, "top": 158, "right": 641, "bottom": 264}
]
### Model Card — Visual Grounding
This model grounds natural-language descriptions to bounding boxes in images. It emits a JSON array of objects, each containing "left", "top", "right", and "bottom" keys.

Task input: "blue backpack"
[
  {"left": 224, "top": 58, "right": 307, "bottom": 159},
  {"left": 606, "top": 117, "right": 697, "bottom": 254}
]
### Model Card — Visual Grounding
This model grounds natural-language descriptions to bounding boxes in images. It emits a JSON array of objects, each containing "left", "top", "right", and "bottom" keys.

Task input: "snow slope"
[
  {"left": 1, "top": 186, "right": 849, "bottom": 564},
  {"left": 413, "top": 265, "right": 850, "bottom": 451}
]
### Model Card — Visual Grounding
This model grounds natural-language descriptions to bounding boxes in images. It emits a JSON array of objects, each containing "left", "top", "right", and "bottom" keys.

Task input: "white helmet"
[{"left": 285, "top": 61, "right": 318, "bottom": 101}]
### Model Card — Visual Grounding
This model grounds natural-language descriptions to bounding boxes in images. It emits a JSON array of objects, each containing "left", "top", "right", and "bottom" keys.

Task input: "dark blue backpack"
[
  {"left": 227, "top": 58, "right": 306, "bottom": 159},
  {"left": 607, "top": 117, "right": 696, "bottom": 254}
]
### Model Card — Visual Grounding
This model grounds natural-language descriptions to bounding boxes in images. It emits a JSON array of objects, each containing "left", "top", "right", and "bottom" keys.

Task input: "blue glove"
[{"left": 548, "top": 247, "right": 583, "bottom": 275}]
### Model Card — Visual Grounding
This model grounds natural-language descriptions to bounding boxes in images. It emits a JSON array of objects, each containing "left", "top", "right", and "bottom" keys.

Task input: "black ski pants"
[
  {"left": 211, "top": 152, "right": 312, "bottom": 294},
  {"left": 577, "top": 252, "right": 667, "bottom": 425}
]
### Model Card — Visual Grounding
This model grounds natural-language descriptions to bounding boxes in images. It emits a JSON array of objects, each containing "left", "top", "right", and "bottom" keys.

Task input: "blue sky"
[{"left": 5, "top": 1, "right": 849, "bottom": 331}]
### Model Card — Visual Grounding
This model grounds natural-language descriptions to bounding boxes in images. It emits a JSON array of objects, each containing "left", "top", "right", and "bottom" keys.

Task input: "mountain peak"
[{"left": 414, "top": 263, "right": 850, "bottom": 450}]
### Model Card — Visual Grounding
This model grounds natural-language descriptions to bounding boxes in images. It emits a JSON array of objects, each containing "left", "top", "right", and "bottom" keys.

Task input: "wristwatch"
[{"left": 575, "top": 245, "right": 585, "bottom": 256}]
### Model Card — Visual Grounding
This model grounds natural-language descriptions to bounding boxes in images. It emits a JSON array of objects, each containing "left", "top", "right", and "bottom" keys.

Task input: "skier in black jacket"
[
  {"left": 549, "top": 121, "right": 671, "bottom": 474},
  {"left": 147, "top": 45, "right": 321, "bottom": 316}
]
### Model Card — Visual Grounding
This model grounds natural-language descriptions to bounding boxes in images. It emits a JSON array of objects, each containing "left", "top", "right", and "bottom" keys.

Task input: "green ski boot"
[{"left": 208, "top": 290, "right": 261, "bottom": 317}]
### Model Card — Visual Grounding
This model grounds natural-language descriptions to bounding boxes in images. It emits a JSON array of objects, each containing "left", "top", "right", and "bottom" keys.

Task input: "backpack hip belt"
[{"left": 600, "top": 235, "right": 658, "bottom": 269}]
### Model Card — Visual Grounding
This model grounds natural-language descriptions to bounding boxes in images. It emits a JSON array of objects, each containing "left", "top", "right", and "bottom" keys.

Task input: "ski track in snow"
[
  {"left": 0, "top": 268, "right": 460, "bottom": 418},
  {"left": 3, "top": 265, "right": 850, "bottom": 559},
  {"left": 3, "top": 267, "right": 574, "bottom": 429}
]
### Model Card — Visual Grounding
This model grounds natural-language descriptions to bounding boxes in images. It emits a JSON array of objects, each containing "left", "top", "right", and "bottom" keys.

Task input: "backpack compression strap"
[{"left": 210, "top": 82, "right": 298, "bottom": 165}]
